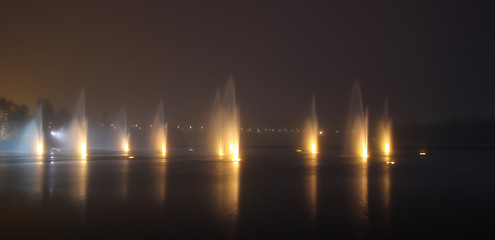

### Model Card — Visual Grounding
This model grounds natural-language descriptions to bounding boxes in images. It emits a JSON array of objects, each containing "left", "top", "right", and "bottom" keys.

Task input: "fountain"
[
  {"left": 211, "top": 77, "right": 240, "bottom": 161},
  {"left": 19, "top": 104, "right": 44, "bottom": 155},
  {"left": 345, "top": 81, "right": 368, "bottom": 158},
  {"left": 152, "top": 101, "right": 167, "bottom": 155},
  {"left": 304, "top": 95, "right": 318, "bottom": 154},
  {"left": 380, "top": 99, "right": 392, "bottom": 154},
  {"left": 67, "top": 90, "right": 88, "bottom": 158},
  {"left": 117, "top": 107, "right": 130, "bottom": 153}
]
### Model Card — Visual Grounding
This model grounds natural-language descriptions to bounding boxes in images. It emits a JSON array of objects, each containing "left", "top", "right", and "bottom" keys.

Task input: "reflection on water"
[
  {"left": 155, "top": 158, "right": 167, "bottom": 205},
  {"left": 383, "top": 156, "right": 392, "bottom": 226},
  {"left": 216, "top": 160, "right": 240, "bottom": 236},
  {"left": 122, "top": 159, "right": 129, "bottom": 201},
  {"left": 305, "top": 154, "right": 318, "bottom": 222}
]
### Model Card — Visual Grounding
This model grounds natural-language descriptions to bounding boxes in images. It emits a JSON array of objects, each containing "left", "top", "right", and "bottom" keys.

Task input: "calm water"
[{"left": 0, "top": 147, "right": 494, "bottom": 239}]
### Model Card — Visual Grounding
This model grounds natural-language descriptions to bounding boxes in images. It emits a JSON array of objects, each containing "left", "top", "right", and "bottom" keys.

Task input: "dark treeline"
[
  {"left": 0, "top": 97, "right": 69, "bottom": 141},
  {"left": 0, "top": 98, "right": 29, "bottom": 139}
]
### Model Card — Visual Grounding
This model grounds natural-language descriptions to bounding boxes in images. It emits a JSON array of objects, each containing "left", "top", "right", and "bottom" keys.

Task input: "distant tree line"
[
  {"left": 0, "top": 97, "right": 70, "bottom": 142},
  {"left": 0, "top": 98, "right": 29, "bottom": 140}
]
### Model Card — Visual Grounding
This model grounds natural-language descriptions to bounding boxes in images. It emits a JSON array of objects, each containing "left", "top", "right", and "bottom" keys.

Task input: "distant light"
[
  {"left": 51, "top": 131, "right": 56, "bottom": 136},
  {"left": 188, "top": 148, "right": 194, "bottom": 152},
  {"left": 420, "top": 152, "right": 426, "bottom": 156},
  {"left": 319, "top": 131, "right": 323, "bottom": 135},
  {"left": 296, "top": 149, "right": 302, "bottom": 153},
  {"left": 50, "top": 161, "right": 54, "bottom": 164},
  {"left": 189, "top": 126, "right": 192, "bottom": 129},
  {"left": 128, "top": 156, "right": 134, "bottom": 159}
]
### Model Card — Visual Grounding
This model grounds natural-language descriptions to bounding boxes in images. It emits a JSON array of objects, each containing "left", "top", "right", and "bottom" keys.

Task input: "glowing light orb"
[
  {"left": 362, "top": 144, "right": 368, "bottom": 158},
  {"left": 36, "top": 143, "right": 43, "bottom": 155},
  {"left": 81, "top": 143, "right": 87, "bottom": 158},
  {"left": 232, "top": 144, "right": 240, "bottom": 161},
  {"left": 311, "top": 143, "right": 317, "bottom": 154},
  {"left": 385, "top": 143, "right": 390, "bottom": 154},
  {"left": 124, "top": 144, "right": 129, "bottom": 152}
]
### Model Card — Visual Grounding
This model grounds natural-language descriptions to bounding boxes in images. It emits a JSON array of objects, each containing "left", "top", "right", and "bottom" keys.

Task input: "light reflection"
[
  {"left": 155, "top": 159, "right": 167, "bottom": 206},
  {"left": 122, "top": 159, "right": 129, "bottom": 201},
  {"left": 216, "top": 160, "right": 240, "bottom": 237},
  {"left": 305, "top": 155, "right": 318, "bottom": 221},
  {"left": 383, "top": 156, "right": 392, "bottom": 226}
]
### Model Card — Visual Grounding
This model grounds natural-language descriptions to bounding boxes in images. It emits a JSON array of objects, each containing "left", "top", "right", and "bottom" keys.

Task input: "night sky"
[{"left": 1, "top": 1, "right": 494, "bottom": 129}]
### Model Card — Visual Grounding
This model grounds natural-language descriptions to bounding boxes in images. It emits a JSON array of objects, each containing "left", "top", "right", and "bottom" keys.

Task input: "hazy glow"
[
  {"left": 124, "top": 143, "right": 129, "bottom": 152},
  {"left": 118, "top": 107, "right": 130, "bottom": 153},
  {"left": 153, "top": 101, "right": 168, "bottom": 156},
  {"left": 420, "top": 152, "right": 426, "bottom": 156},
  {"left": 380, "top": 99, "right": 392, "bottom": 154},
  {"left": 304, "top": 95, "right": 318, "bottom": 154},
  {"left": 345, "top": 81, "right": 368, "bottom": 158},
  {"left": 211, "top": 77, "right": 240, "bottom": 161},
  {"left": 68, "top": 91, "right": 88, "bottom": 159},
  {"left": 81, "top": 142, "right": 87, "bottom": 158},
  {"left": 36, "top": 143, "right": 43, "bottom": 155}
]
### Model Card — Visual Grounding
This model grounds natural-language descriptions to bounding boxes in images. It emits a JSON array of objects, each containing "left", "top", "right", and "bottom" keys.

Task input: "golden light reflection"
[
  {"left": 216, "top": 160, "right": 240, "bottom": 236},
  {"left": 155, "top": 160, "right": 167, "bottom": 205},
  {"left": 122, "top": 160, "right": 129, "bottom": 201},
  {"left": 383, "top": 157, "right": 391, "bottom": 225},
  {"left": 361, "top": 160, "right": 369, "bottom": 223},
  {"left": 306, "top": 156, "right": 318, "bottom": 221}
]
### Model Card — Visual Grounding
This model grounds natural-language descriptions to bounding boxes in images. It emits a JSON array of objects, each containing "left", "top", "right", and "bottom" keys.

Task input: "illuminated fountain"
[
  {"left": 68, "top": 90, "right": 88, "bottom": 159},
  {"left": 380, "top": 99, "right": 392, "bottom": 155},
  {"left": 211, "top": 77, "right": 240, "bottom": 161},
  {"left": 117, "top": 107, "right": 130, "bottom": 153},
  {"left": 345, "top": 81, "right": 368, "bottom": 159},
  {"left": 304, "top": 95, "right": 318, "bottom": 154},
  {"left": 152, "top": 101, "right": 167, "bottom": 155},
  {"left": 19, "top": 104, "right": 44, "bottom": 155}
]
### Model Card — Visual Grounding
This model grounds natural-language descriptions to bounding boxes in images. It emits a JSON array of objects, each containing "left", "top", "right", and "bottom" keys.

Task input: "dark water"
[{"left": 0, "top": 148, "right": 494, "bottom": 239}]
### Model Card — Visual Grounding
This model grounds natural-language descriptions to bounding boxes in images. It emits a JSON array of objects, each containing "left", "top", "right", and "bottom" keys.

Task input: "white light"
[{"left": 51, "top": 131, "right": 56, "bottom": 136}]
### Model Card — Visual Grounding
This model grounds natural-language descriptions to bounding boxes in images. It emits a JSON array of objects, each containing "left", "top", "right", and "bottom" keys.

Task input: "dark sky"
[{"left": 1, "top": 0, "right": 494, "bottom": 129}]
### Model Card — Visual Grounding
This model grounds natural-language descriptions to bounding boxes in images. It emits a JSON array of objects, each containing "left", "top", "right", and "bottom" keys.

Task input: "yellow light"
[
  {"left": 232, "top": 144, "right": 240, "bottom": 161},
  {"left": 391, "top": 161, "right": 395, "bottom": 164},
  {"left": 81, "top": 143, "right": 87, "bottom": 158},
  {"left": 296, "top": 149, "right": 302, "bottom": 153},
  {"left": 219, "top": 148, "right": 224, "bottom": 156},
  {"left": 385, "top": 143, "right": 390, "bottom": 154},
  {"left": 161, "top": 144, "right": 166, "bottom": 155},
  {"left": 420, "top": 152, "right": 426, "bottom": 156},
  {"left": 311, "top": 143, "right": 317, "bottom": 154},
  {"left": 124, "top": 144, "right": 129, "bottom": 152},
  {"left": 362, "top": 144, "right": 368, "bottom": 158},
  {"left": 36, "top": 143, "right": 43, "bottom": 155},
  {"left": 128, "top": 156, "right": 134, "bottom": 159}
]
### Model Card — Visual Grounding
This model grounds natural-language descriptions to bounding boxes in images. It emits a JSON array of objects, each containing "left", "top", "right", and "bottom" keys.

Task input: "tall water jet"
[
  {"left": 117, "top": 107, "right": 130, "bottom": 153},
  {"left": 152, "top": 101, "right": 167, "bottom": 155},
  {"left": 380, "top": 99, "right": 392, "bottom": 154},
  {"left": 20, "top": 104, "right": 44, "bottom": 155},
  {"left": 345, "top": 81, "right": 368, "bottom": 158},
  {"left": 211, "top": 77, "right": 240, "bottom": 161},
  {"left": 68, "top": 90, "right": 87, "bottom": 158},
  {"left": 304, "top": 95, "right": 318, "bottom": 154}
]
